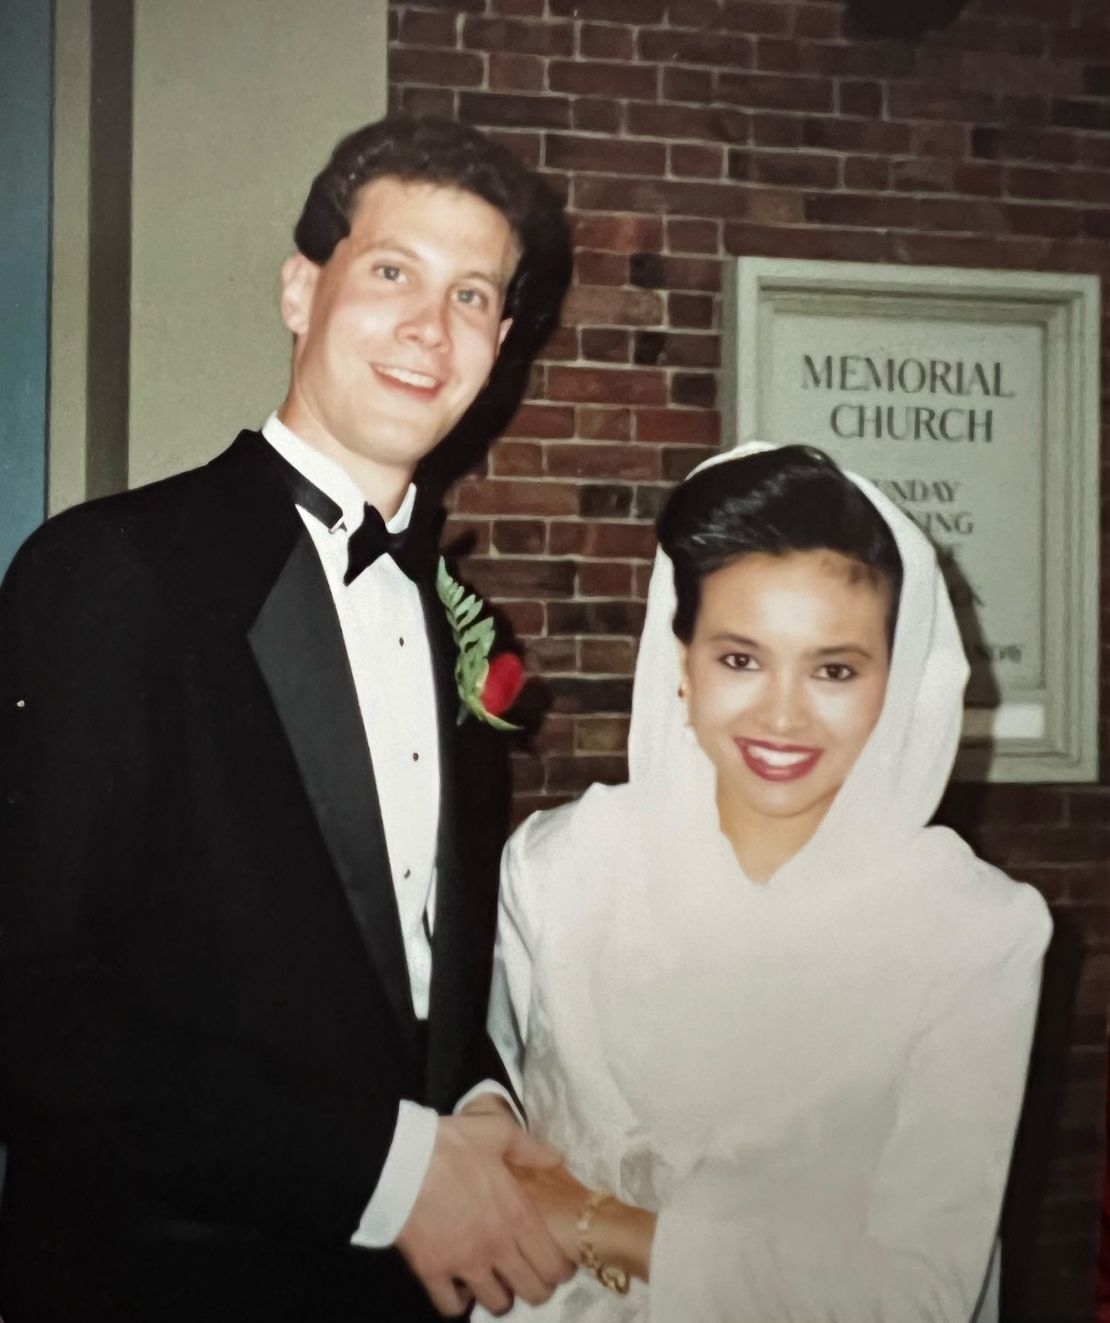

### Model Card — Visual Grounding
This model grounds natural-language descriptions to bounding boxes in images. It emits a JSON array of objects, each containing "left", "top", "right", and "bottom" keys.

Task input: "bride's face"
[{"left": 680, "top": 548, "right": 892, "bottom": 845}]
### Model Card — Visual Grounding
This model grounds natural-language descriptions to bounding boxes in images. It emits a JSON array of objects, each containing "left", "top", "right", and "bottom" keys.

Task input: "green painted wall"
[{"left": 48, "top": 0, "right": 389, "bottom": 508}]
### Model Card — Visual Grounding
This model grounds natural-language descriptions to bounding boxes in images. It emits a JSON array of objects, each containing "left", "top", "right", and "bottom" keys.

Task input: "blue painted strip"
[{"left": 0, "top": 0, "right": 53, "bottom": 579}]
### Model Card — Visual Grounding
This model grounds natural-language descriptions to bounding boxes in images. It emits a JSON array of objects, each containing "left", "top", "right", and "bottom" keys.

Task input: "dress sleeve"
[
  {"left": 648, "top": 885, "right": 1052, "bottom": 1323},
  {"left": 486, "top": 815, "right": 545, "bottom": 1104}
]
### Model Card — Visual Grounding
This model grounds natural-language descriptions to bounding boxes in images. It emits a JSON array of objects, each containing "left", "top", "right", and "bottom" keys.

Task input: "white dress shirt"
[{"left": 262, "top": 415, "right": 511, "bottom": 1248}]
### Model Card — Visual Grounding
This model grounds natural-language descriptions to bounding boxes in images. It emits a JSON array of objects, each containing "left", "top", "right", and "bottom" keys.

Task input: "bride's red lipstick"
[{"left": 737, "top": 738, "right": 823, "bottom": 782}]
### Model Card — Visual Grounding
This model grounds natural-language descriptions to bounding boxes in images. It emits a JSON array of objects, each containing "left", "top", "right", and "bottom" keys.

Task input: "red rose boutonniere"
[{"left": 436, "top": 559, "right": 524, "bottom": 730}]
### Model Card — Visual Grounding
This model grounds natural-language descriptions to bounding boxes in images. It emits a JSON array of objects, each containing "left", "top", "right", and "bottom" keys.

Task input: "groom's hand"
[{"left": 396, "top": 1113, "right": 576, "bottom": 1317}]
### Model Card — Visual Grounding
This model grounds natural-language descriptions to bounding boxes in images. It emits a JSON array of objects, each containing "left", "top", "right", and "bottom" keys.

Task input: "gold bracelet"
[{"left": 576, "top": 1189, "right": 630, "bottom": 1295}]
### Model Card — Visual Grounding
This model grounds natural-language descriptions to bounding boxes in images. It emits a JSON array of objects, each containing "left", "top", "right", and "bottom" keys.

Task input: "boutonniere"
[{"left": 436, "top": 558, "right": 524, "bottom": 730}]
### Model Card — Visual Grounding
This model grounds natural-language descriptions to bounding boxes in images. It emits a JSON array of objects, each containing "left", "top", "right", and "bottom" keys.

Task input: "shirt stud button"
[
  {"left": 403, "top": 868, "right": 412, "bottom": 879},
  {"left": 412, "top": 751, "right": 419, "bottom": 761},
  {"left": 399, "top": 637, "right": 405, "bottom": 647}
]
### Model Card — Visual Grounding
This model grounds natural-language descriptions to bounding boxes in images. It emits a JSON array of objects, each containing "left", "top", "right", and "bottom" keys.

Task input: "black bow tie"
[
  {"left": 267, "top": 444, "right": 437, "bottom": 585},
  {"left": 343, "top": 501, "right": 436, "bottom": 585}
]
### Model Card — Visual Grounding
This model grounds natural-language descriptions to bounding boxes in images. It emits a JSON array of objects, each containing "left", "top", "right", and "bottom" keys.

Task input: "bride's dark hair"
[{"left": 657, "top": 444, "right": 904, "bottom": 645}]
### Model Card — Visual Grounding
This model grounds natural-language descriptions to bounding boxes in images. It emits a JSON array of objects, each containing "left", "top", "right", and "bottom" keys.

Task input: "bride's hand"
[
  {"left": 508, "top": 1161, "right": 590, "bottom": 1264},
  {"left": 511, "top": 1164, "right": 657, "bottom": 1284}
]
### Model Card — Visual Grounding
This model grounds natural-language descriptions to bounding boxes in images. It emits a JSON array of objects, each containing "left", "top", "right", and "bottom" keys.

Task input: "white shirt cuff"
[
  {"left": 350, "top": 1100, "right": 439, "bottom": 1248},
  {"left": 455, "top": 1078, "right": 525, "bottom": 1128}
]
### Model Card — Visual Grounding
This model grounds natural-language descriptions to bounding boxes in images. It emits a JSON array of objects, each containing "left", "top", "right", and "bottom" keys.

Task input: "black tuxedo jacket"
[{"left": 0, "top": 431, "right": 512, "bottom": 1322}]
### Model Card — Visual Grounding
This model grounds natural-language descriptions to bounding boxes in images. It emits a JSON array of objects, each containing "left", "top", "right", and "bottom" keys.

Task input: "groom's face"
[{"left": 279, "top": 175, "right": 518, "bottom": 486}]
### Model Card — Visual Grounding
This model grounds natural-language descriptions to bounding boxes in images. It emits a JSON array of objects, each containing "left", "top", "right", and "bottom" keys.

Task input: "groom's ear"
[{"left": 280, "top": 253, "right": 320, "bottom": 338}]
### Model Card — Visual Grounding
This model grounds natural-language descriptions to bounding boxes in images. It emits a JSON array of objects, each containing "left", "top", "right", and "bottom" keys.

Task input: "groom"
[{"left": 0, "top": 118, "right": 572, "bottom": 1321}]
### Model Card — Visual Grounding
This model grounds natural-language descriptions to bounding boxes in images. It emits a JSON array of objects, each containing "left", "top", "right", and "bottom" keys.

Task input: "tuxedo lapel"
[
  {"left": 421, "top": 572, "right": 463, "bottom": 960},
  {"left": 420, "top": 576, "right": 472, "bottom": 1098},
  {"left": 248, "top": 531, "right": 419, "bottom": 1051},
  {"left": 421, "top": 575, "right": 460, "bottom": 860}
]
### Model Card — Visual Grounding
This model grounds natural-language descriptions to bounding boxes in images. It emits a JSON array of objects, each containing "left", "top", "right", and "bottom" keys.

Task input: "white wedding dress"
[{"left": 479, "top": 444, "right": 1049, "bottom": 1323}]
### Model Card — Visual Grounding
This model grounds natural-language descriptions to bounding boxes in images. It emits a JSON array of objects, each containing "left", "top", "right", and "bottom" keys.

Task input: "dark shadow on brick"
[
  {"left": 1000, "top": 908, "right": 1090, "bottom": 1321},
  {"left": 845, "top": 0, "right": 971, "bottom": 40},
  {"left": 418, "top": 174, "right": 573, "bottom": 497}
]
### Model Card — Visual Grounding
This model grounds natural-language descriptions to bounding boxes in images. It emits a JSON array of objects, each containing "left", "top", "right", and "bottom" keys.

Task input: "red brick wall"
[{"left": 390, "top": 2, "right": 1109, "bottom": 1316}]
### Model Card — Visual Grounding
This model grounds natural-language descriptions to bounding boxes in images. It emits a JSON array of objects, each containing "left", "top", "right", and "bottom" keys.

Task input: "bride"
[{"left": 481, "top": 442, "right": 1051, "bottom": 1322}]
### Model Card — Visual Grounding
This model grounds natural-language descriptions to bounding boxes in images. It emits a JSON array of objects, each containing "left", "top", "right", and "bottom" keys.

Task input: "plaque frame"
[{"left": 722, "top": 256, "right": 1101, "bottom": 783}]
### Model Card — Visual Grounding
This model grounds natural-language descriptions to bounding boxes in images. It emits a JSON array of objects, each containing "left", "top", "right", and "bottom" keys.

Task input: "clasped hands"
[{"left": 395, "top": 1094, "right": 590, "bottom": 1317}]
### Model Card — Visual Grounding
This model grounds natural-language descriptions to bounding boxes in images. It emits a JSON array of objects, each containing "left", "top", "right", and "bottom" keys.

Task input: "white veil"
[
  {"left": 511, "top": 436, "right": 981, "bottom": 1168},
  {"left": 624, "top": 439, "right": 970, "bottom": 895},
  {"left": 494, "top": 441, "right": 1048, "bottom": 1323}
]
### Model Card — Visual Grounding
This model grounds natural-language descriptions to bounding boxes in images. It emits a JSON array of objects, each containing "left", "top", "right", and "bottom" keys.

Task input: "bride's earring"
[{"left": 677, "top": 680, "right": 697, "bottom": 739}]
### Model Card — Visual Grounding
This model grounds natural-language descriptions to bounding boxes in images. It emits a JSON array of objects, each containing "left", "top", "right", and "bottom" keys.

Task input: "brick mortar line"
[
  {"left": 393, "top": 62, "right": 1110, "bottom": 118},
  {"left": 554, "top": 164, "right": 1110, "bottom": 207},
  {"left": 400, "top": 58, "right": 1093, "bottom": 98},
  {"left": 391, "top": 85, "right": 1110, "bottom": 167}
]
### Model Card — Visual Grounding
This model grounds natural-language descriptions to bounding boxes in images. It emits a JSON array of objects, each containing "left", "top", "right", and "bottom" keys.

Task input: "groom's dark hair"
[
  {"left": 293, "top": 116, "right": 544, "bottom": 318},
  {"left": 658, "top": 445, "right": 904, "bottom": 647}
]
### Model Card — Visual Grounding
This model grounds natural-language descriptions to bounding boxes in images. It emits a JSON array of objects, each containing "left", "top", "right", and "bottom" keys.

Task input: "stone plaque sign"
[{"left": 724, "top": 258, "right": 1100, "bottom": 782}]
